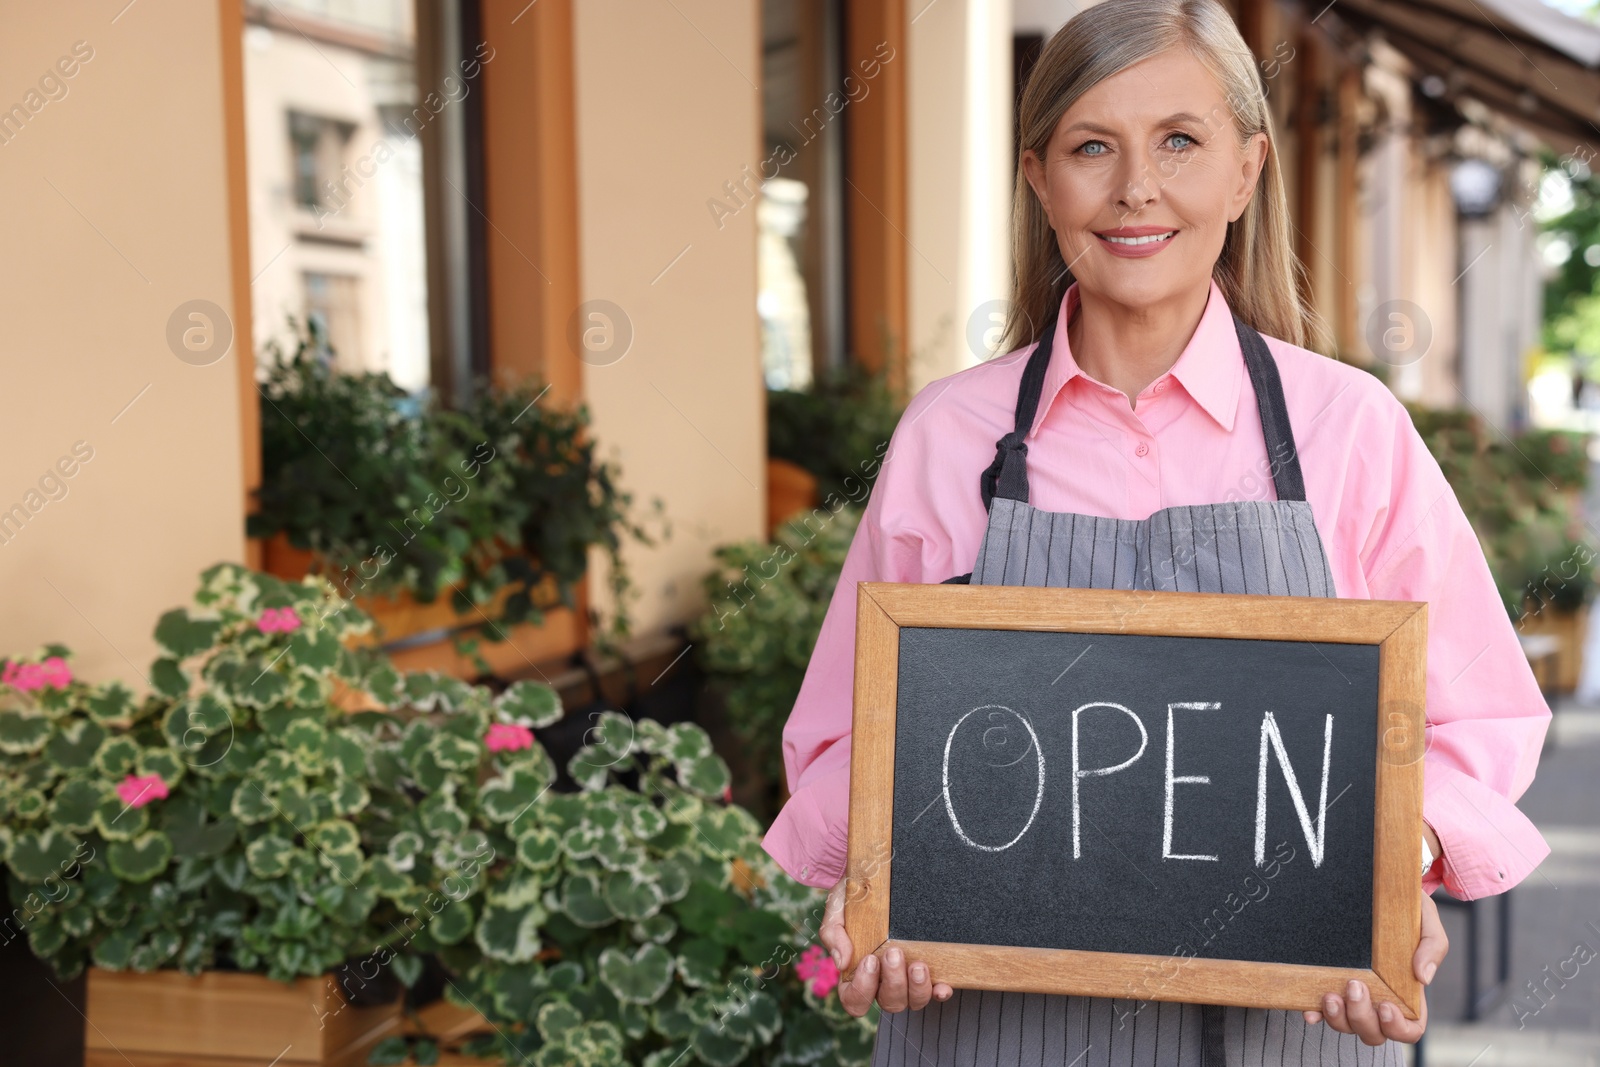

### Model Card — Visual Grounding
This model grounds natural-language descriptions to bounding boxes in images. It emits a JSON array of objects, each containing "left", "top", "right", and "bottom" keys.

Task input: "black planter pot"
[{"left": 0, "top": 881, "right": 87, "bottom": 1064}]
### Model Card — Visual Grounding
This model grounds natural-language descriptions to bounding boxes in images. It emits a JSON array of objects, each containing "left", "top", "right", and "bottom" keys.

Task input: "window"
[
  {"left": 760, "top": 0, "right": 848, "bottom": 390},
  {"left": 242, "top": 0, "right": 487, "bottom": 398}
]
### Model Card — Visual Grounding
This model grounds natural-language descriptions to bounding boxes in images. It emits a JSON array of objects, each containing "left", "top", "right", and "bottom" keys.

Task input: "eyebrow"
[{"left": 1060, "top": 112, "right": 1214, "bottom": 137}]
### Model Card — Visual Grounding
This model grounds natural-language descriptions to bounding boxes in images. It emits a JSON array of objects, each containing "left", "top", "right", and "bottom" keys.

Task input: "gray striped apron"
[{"left": 869, "top": 314, "right": 1403, "bottom": 1067}]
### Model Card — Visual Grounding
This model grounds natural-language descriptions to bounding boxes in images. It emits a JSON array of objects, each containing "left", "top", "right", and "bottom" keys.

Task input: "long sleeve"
[
  {"left": 1357, "top": 400, "right": 1552, "bottom": 900},
  {"left": 758, "top": 381, "right": 982, "bottom": 889}
]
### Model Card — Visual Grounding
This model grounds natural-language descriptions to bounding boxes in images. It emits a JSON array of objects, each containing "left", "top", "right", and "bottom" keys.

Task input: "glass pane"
[
  {"left": 760, "top": 0, "right": 846, "bottom": 391},
  {"left": 242, "top": 0, "right": 431, "bottom": 393}
]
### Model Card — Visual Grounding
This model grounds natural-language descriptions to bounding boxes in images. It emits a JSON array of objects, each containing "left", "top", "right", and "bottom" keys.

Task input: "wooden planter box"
[
  {"left": 1518, "top": 603, "right": 1589, "bottom": 693},
  {"left": 262, "top": 533, "right": 586, "bottom": 677},
  {"left": 85, "top": 968, "right": 401, "bottom": 1067}
]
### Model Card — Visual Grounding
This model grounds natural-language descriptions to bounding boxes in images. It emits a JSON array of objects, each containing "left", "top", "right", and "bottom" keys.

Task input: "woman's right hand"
[{"left": 819, "top": 874, "right": 954, "bottom": 1016}]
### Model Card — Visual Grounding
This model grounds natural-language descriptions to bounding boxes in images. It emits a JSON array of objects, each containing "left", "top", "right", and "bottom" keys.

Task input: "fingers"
[
  {"left": 1316, "top": 981, "right": 1426, "bottom": 1046},
  {"left": 1414, "top": 894, "right": 1448, "bottom": 987},
  {"left": 819, "top": 879, "right": 853, "bottom": 972},
  {"left": 877, "top": 946, "right": 911, "bottom": 1011},
  {"left": 839, "top": 951, "right": 879, "bottom": 1017},
  {"left": 905, "top": 958, "right": 935, "bottom": 1012},
  {"left": 1376, "top": 990, "right": 1428, "bottom": 1044}
]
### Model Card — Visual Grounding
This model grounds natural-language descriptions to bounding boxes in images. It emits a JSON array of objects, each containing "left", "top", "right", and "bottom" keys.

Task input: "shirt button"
[
  {"left": 1153, "top": 380, "right": 1167, "bottom": 393},
  {"left": 1135, "top": 442, "right": 1150, "bottom": 457}
]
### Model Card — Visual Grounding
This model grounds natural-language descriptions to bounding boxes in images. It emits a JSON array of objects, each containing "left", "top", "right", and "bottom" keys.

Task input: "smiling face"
[{"left": 1021, "top": 47, "right": 1268, "bottom": 317}]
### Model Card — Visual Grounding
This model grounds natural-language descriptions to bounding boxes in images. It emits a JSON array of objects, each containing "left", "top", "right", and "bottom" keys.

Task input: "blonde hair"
[{"left": 1004, "top": 0, "right": 1331, "bottom": 354}]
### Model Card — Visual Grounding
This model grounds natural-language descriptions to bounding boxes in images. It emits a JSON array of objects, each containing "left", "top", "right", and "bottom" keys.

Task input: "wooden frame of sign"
[{"left": 844, "top": 582, "right": 1428, "bottom": 1018}]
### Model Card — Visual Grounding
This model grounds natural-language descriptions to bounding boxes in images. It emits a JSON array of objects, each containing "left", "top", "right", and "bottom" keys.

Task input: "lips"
[
  {"left": 1093, "top": 227, "right": 1178, "bottom": 258},
  {"left": 1100, "top": 231, "right": 1176, "bottom": 246}
]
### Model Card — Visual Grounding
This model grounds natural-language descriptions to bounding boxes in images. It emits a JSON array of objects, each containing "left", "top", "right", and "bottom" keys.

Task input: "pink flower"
[
  {"left": 485, "top": 723, "right": 535, "bottom": 753},
  {"left": 116, "top": 774, "right": 168, "bottom": 809},
  {"left": 256, "top": 607, "right": 302, "bottom": 634},
  {"left": 721, "top": 785, "right": 732, "bottom": 803},
  {"left": 795, "top": 943, "right": 840, "bottom": 997},
  {"left": 3, "top": 657, "right": 72, "bottom": 693}
]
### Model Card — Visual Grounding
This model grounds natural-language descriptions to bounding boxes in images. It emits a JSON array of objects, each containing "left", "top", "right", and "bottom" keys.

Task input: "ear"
[
  {"left": 1229, "top": 131, "right": 1269, "bottom": 223},
  {"left": 1021, "top": 146, "right": 1055, "bottom": 228}
]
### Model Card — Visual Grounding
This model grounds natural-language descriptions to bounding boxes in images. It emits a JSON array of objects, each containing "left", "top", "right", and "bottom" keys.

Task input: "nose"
[{"left": 1114, "top": 147, "right": 1159, "bottom": 216}]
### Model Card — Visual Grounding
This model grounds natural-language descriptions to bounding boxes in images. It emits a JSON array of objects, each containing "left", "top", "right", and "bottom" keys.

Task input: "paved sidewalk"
[{"left": 1416, "top": 702, "right": 1600, "bottom": 1066}]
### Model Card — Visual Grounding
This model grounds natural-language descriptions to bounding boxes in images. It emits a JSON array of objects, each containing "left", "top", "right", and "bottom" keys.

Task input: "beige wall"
[
  {"left": 0, "top": 2, "right": 246, "bottom": 684},
  {"left": 571, "top": 0, "right": 765, "bottom": 635},
  {"left": 908, "top": 0, "right": 1013, "bottom": 389}
]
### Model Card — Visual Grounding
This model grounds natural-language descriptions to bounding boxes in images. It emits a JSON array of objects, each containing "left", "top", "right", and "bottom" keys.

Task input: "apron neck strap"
[
  {"left": 1233, "top": 313, "right": 1307, "bottom": 502},
  {"left": 978, "top": 309, "right": 1309, "bottom": 510}
]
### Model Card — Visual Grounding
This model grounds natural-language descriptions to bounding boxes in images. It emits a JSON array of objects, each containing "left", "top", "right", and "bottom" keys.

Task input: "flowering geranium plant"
[{"left": 0, "top": 565, "right": 448, "bottom": 985}]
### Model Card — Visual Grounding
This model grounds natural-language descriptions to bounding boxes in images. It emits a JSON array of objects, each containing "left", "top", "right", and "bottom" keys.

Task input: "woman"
[{"left": 760, "top": 1, "right": 1553, "bottom": 1064}]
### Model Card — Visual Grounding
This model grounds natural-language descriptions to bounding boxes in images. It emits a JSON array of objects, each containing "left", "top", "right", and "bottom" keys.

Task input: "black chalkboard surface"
[
  {"left": 890, "top": 627, "right": 1377, "bottom": 969},
  {"left": 843, "top": 582, "right": 1427, "bottom": 1016}
]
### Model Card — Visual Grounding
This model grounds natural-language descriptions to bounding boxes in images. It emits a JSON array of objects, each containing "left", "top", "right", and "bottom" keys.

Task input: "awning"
[{"left": 1325, "top": 0, "right": 1600, "bottom": 155}]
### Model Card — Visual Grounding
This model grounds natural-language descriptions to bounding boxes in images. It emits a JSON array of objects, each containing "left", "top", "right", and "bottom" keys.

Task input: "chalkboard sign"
[{"left": 844, "top": 583, "right": 1427, "bottom": 1017}]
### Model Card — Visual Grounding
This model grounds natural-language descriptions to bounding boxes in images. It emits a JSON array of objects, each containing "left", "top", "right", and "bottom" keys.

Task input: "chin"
[{"left": 1079, "top": 271, "right": 1196, "bottom": 313}]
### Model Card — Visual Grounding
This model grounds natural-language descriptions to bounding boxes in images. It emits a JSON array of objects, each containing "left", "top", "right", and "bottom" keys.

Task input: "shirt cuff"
[
  {"left": 1423, "top": 760, "right": 1550, "bottom": 900},
  {"left": 761, "top": 770, "right": 851, "bottom": 889}
]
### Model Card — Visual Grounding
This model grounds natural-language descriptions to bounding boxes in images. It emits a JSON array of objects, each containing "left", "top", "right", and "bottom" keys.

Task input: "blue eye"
[
  {"left": 1079, "top": 140, "right": 1109, "bottom": 156},
  {"left": 1167, "top": 132, "right": 1196, "bottom": 150}
]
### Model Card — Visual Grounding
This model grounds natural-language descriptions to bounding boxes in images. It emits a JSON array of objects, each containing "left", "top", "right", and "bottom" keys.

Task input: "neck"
[{"left": 1066, "top": 283, "right": 1213, "bottom": 408}]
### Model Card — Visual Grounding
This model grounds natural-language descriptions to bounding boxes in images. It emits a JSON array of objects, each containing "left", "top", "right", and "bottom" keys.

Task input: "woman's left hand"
[{"left": 1302, "top": 893, "right": 1447, "bottom": 1044}]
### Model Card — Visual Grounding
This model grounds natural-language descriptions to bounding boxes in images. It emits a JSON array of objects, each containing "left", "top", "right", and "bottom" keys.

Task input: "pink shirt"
[{"left": 761, "top": 280, "right": 1551, "bottom": 902}]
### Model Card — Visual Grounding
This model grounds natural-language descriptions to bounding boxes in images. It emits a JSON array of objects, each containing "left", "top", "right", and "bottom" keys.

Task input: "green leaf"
[
  {"left": 153, "top": 608, "right": 221, "bottom": 659},
  {"left": 0, "top": 711, "right": 51, "bottom": 755},
  {"left": 692, "top": 1021, "right": 753, "bottom": 1067},
  {"left": 44, "top": 719, "right": 106, "bottom": 770},
  {"left": 602, "top": 869, "right": 664, "bottom": 921},
  {"left": 312, "top": 819, "right": 361, "bottom": 855},
  {"left": 536, "top": 999, "right": 584, "bottom": 1042},
  {"left": 245, "top": 834, "right": 295, "bottom": 879},
  {"left": 496, "top": 680, "right": 563, "bottom": 728},
  {"left": 93, "top": 795, "right": 149, "bottom": 841},
  {"left": 86, "top": 683, "right": 135, "bottom": 723},
  {"left": 478, "top": 763, "right": 553, "bottom": 825},
  {"left": 630, "top": 913, "right": 678, "bottom": 945},
  {"left": 419, "top": 796, "right": 469, "bottom": 837},
  {"left": 283, "top": 719, "right": 328, "bottom": 771},
  {"left": 230, "top": 782, "right": 278, "bottom": 825},
  {"left": 679, "top": 753, "right": 732, "bottom": 798},
  {"left": 514, "top": 827, "right": 561, "bottom": 872},
  {"left": 722, "top": 988, "right": 782, "bottom": 1044},
  {"left": 426, "top": 732, "right": 481, "bottom": 772},
  {"left": 674, "top": 879, "right": 740, "bottom": 936},
  {"left": 287, "top": 624, "right": 341, "bottom": 672},
  {"left": 560, "top": 871, "right": 613, "bottom": 928},
  {"left": 149, "top": 658, "right": 189, "bottom": 699},
  {"left": 8, "top": 829, "right": 81, "bottom": 882},
  {"left": 93, "top": 735, "right": 140, "bottom": 778},
  {"left": 367, "top": 1036, "right": 408, "bottom": 1066},
  {"left": 675, "top": 937, "right": 725, "bottom": 988},
  {"left": 48, "top": 779, "right": 104, "bottom": 833},
  {"left": 107, "top": 831, "right": 174, "bottom": 882},
  {"left": 598, "top": 943, "right": 674, "bottom": 1006},
  {"left": 474, "top": 903, "right": 543, "bottom": 963},
  {"left": 431, "top": 899, "right": 474, "bottom": 945}
]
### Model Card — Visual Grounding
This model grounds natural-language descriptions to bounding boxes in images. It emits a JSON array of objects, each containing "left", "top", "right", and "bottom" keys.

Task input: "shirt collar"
[{"left": 1027, "top": 278, "right": 1244, "bottom": 438}]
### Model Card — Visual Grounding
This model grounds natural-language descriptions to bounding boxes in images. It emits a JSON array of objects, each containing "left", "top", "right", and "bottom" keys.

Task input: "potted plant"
[
  {"left": 0, "top": 565, "right": 455, "bottom": 1064},
  {"left": 351, "top": 670, "right": 878, "bottom": 1065},
  {"left": 765, "top": 365, "right": 900, "bottom": 536},
  {"left": 249, "top": 318, "right": 656, "bottom": 667},
  {"left": 688, "top": 508, "right": 861, "bottom": 819}
]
